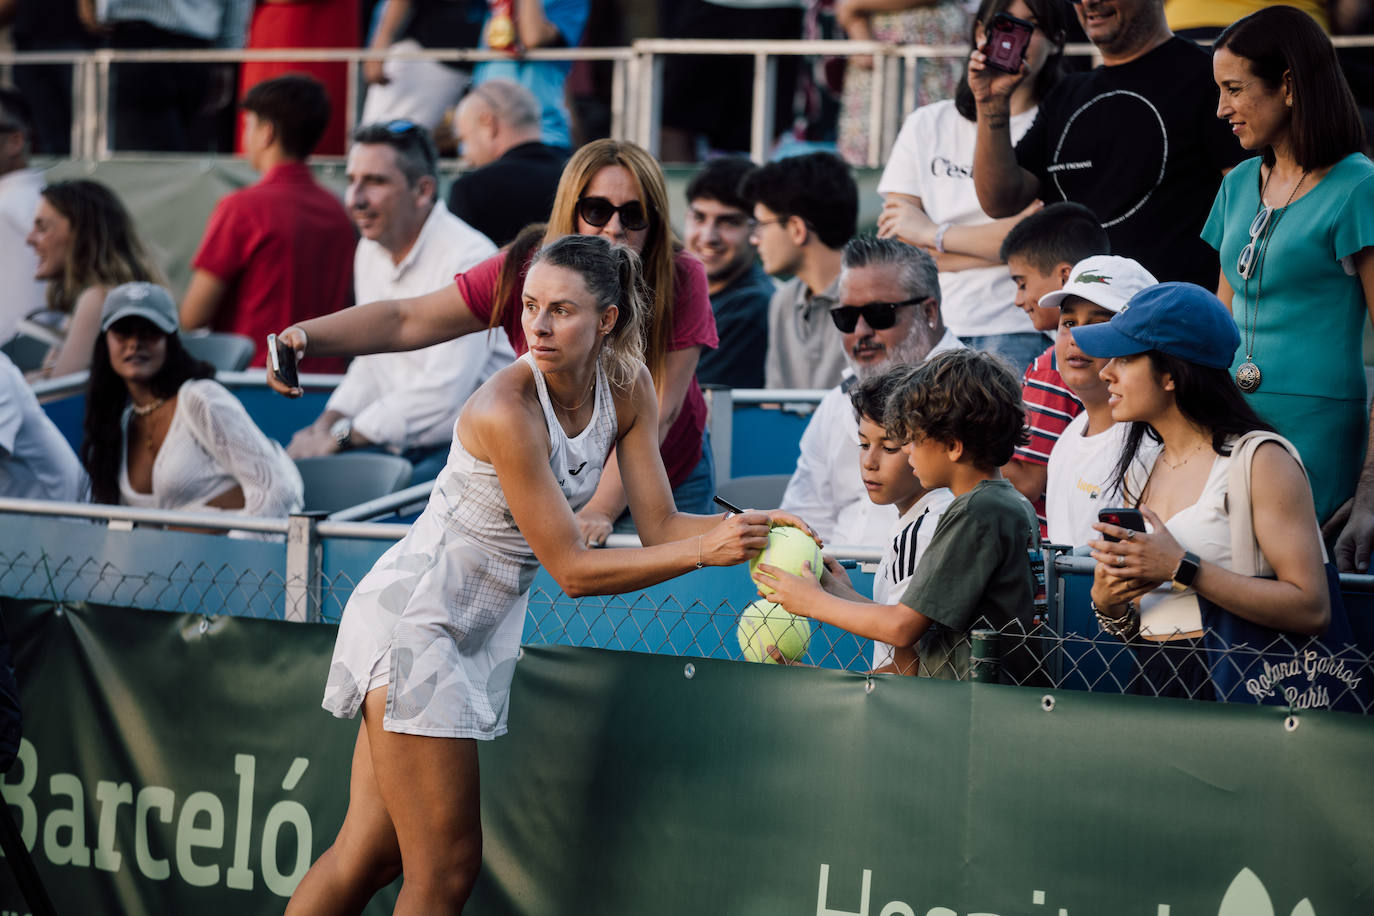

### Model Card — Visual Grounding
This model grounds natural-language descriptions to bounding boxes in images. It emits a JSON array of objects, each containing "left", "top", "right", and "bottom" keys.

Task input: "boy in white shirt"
[{"left": 1041, "top": 256, "right": 1159, "bottom": 546}]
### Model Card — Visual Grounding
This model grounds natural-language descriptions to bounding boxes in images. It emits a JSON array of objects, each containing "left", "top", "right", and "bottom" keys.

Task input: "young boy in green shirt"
[{"left": 757, "top": 349, "right": 1043, "bottom": 684}]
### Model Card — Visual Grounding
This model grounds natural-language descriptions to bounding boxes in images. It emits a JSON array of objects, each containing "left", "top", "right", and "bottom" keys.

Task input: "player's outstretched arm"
[
  {"left": 266, "top": 282, "right": 489, "bottom": 395},
  {"left": 471, "top": 376, "right": 771, "bottom": 596},
  {"left": 613, "top": 365, "right": 818, "bottom": 546}
]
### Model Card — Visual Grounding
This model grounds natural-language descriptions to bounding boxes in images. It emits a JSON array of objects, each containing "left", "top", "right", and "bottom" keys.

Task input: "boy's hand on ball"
[{"left": 753, "top": 561, "right": 822, "bottom": 613}]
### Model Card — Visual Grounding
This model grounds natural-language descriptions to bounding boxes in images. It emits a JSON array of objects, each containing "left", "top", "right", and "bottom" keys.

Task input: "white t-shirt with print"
[
  {"left": 871, "top": 488, "right": 954, "bottom": 670},
  {"left": 1045, "top": 412, "right": 1133, "bottom": 547},
  {"left": 878, "top": 99, "right": 1038, "bottom": 338}
]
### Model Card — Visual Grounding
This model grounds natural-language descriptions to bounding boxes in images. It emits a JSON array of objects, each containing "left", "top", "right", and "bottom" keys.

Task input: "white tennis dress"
[{"left": 323, "top": 352, "right": 616, "bottom": 738}]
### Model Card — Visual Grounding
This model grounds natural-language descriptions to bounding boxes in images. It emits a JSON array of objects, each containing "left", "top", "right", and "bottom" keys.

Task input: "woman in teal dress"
[{"left": 1202, "top": 6, "right": 1374, "bottom": 558}]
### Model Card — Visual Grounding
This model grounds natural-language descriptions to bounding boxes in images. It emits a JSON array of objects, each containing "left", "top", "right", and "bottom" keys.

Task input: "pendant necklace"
[
  {"left": 1159, "top": 440, "right": 1205, "bottom": 471},
  {"left": 132, "top": 398, "right": 168, "bottom": 453},
  {"left": 547, "top": 372, "right": 596, "bottom": 414},
  {"left": 1237, "top": 167, "right": 1307, "bottom": 393}
]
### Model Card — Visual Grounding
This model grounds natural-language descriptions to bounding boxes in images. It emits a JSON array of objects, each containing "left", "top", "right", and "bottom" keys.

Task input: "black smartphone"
[
  {"left": 267, "top": 333, "right": 299, "bottom": 389},
  {"left": 983, "top": 12, "right": 1034, "bottom": 74},
  {"left": 1098, "top": 507, "right": 1146, "bottom": 543}
]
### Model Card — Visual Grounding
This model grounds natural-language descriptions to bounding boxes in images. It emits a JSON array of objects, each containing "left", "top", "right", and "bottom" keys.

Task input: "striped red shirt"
[{"left": 1013, "top": 343, "right": 1083, "bottom": 533}]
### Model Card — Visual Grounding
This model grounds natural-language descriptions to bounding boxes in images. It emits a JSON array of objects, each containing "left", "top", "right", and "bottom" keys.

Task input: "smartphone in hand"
[
  {"left": 1098, "top": 507, "right": 1146, "bottom": 543},
  {"left": 983, "top": 12, "right": 1034, "bottom": 74},
  {"left": 267, "top": 333, "right": 299, "bottom": 389}
]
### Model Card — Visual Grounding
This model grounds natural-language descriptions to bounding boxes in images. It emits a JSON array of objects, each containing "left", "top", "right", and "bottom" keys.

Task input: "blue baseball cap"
[{"left": 1071, "top": 282, "right": 1240, "bottom": 370}]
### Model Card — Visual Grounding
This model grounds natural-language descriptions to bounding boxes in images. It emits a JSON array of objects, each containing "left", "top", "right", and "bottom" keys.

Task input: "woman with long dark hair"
[
  {"left": 286, "top": 236, "right": 805, "bottom": 913},
  {"left": 876, "top": 0, "right": 1067, "bottom": 372},
  {"left": 1076, "top": 283, "right": 1329, "bottom": 699},
  {"left": 81, "top": 282, "right": 301, "bottom": 518},
  {"left": 25, "top": 179, "right": 162, "bottom": 378},
  {"left": 1203, "top": 6, "right": 1374, "bottom": 563},
  {"left": 269, "top": 138, "right": 719, "bottom": 546}
]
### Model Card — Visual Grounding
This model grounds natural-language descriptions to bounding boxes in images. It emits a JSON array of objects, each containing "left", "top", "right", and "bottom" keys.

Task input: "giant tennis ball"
[
  {"left": 737, "top": 599, "right": 812, "bottom": 664},
  {"left": 749, "top": 525, "right": 823, "bottom": 596}
]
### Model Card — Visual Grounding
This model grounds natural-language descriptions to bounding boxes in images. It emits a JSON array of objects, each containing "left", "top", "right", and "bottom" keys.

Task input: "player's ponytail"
[{"left": 602, "top": 243, "right": 648, "bottom": 388}]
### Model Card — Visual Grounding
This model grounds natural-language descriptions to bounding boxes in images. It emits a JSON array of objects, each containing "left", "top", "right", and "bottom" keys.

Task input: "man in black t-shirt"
[
  {"left": 447, "top": 78, "right": 569, "bottom": 246},
  {"left": 970, "top": 0, "right": 1242, "bottom": 289}
]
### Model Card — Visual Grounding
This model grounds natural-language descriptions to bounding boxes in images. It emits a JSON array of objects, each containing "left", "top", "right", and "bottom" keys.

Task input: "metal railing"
[
  {"left": 7, "top": 36, "right": 1374, "bottom": 164},
  {"left": 0, "top": 39, "right": 1093, "bottom": 166}
]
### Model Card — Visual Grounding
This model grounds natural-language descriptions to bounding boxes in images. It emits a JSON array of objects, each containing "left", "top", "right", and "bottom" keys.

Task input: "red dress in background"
[{"left": 236, "top": 0, "right": 360, "bottom": 157}]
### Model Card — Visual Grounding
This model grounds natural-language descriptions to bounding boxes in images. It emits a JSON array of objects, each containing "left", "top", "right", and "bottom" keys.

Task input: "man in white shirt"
[
  {"left": 0, "top": 352, "right": 85, "bottom": 501},
  {"left": 0, "top": 89, "right": 48, "bottom": 343},
  {"left": 780, "top": 236, "right": 962, "bottom": 549},
  {"left": 286, "top": 122, "right": 513, "bottom": 481}
]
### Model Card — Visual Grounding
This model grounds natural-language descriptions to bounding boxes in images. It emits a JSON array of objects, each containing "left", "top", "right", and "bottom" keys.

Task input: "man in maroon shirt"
[{"left": 179, "top": 74, "right": 355, "bottom": 372}]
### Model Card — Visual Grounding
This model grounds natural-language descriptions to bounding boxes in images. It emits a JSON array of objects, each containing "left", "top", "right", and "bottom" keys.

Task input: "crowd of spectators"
[{"left": 1, "top": 1, "right": 1374, "bottom": 698}]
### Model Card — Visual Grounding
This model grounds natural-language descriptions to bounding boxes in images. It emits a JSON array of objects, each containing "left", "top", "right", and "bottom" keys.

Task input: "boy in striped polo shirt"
[{"left": 998, "top": 202, "right": 1109, "bottom": 535}]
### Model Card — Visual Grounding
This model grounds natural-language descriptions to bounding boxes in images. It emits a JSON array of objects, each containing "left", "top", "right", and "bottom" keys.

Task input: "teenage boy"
[
  {"left": 1001, "top": 201, "right": 1106, "bottom": 334},
  {"left": 998, "top": 202, "right": 1110, "bottom": 534},
  {"left": 739, "top": 151, "right": 858, "bottom": 391},
  {"left": 757, "top": 349, "right": 1042, "bottom": 685},
  {"left": 180, "top": 75, "right": 355, "bottom": 372},
  {"left": 1040, "top": 256, "right": 1158, "bottom": 546},
  {"left": 685, "top": 157, "right": 774, "bottom": 390}
]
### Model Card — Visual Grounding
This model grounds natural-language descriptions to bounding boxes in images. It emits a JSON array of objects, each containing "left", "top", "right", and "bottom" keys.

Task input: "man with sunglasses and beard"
[{"left": 779, "top": 236, "right": 962, "bottom": 549}]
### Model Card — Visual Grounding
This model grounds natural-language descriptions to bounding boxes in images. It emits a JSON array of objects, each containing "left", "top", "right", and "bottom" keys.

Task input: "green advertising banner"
[{"left": 2, "top": 600, "right": 1372, "bottom": 915}]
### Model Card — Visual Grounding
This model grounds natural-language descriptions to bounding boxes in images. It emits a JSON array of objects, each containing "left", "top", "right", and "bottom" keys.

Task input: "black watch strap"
[{"left": 1173, "top": 550, "right": 1201, "bottom": 588}]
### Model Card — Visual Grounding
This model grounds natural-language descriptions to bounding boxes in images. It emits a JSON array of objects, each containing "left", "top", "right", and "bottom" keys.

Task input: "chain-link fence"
[{"left": 5, "top": 530, "right": 1369, "bottom": 714}]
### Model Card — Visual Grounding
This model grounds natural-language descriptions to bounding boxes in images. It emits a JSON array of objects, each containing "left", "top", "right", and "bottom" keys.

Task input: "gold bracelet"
[{"left": 695, "top": 535, "right": 704, "bottom": 569}]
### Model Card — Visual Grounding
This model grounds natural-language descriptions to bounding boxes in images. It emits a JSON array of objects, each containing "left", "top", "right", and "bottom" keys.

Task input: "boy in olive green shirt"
[{"left": 757, "top": 349, "right": 1042, "bottom": 684}]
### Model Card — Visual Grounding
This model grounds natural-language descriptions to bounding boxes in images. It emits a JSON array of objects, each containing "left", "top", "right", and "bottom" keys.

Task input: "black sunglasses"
[
  {"left": 577, "top": 196, "right": 650, "bottom": 232},
  {"left": 829, "top": 296, "right": 930, "bottom": 333}
]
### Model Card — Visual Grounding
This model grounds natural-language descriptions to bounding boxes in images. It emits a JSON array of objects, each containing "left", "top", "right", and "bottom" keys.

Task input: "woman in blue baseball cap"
[
  {"left": 1072, "top": 282, "right": 1331, "bottom": 699},
  {"left": 1204, "top": 6, "right": 1374, "bottom": 568}
]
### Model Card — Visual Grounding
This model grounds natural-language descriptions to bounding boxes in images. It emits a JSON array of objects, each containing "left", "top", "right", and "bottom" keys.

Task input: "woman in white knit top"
[{"left": 78, "top": 282, "right": 301, "bottom": 519}]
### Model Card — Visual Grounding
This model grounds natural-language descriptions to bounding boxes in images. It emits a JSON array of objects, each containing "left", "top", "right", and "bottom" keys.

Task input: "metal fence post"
[
  {"left": 285, "top": 513, "right": 324, "bottom": 623},
  {"left": 970, "top": 628, "right": 1000, "bottom": 683},
  {"left": 95, "top": 50, "right": 111, "bottom": 160},
  {"left": 702, "top": 385, "right": 734, "bottom": 487},
  {"left": 610, "top": 56, "right": 629, "bottom": 141},
  {"left": 637, "top": 51, "right": 664, "bottom": 158}
]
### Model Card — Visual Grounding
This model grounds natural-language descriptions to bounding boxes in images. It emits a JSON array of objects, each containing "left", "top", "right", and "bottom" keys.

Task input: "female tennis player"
[{"left": 284, "top": 235, "right": 810, "bottom": 914}]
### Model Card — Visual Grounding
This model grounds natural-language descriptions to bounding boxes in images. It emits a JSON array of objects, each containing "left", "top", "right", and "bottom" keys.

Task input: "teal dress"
[{"left": 1203, "top": 153, "right": 1374, "bottom": 522}]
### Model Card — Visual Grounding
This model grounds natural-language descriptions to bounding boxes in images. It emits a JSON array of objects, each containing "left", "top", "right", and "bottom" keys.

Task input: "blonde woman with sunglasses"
[
  {"left": 270, "top": 139, "right": 719, "bottom": 548},
  {"left": 1203, "top": 7, "right": 1374, "bottom": 569}
]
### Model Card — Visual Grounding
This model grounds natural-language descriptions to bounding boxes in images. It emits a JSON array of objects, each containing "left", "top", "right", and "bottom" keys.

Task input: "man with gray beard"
[{"left": 779, "top": 237, "right": 962, "bottom": 549}]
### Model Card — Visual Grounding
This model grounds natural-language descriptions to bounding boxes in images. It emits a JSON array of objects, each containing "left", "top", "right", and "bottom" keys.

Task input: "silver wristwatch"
[{"left": 329, "top": 417, "right": 353, "bottom": 450}]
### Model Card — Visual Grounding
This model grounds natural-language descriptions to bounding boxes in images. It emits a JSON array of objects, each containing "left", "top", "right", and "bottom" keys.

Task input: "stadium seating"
[
  {"left": 294, "top": 453, "right": 413, "bottom": 516},
  {"left": 181, "top": 332, "right": 256, "bottom": 371}
]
